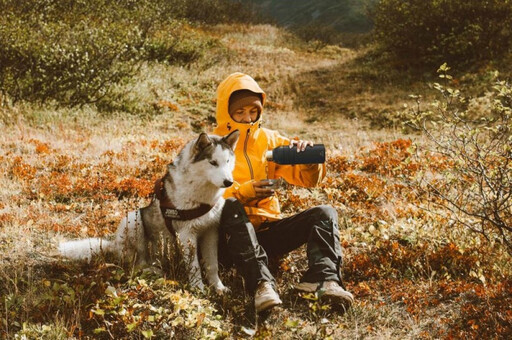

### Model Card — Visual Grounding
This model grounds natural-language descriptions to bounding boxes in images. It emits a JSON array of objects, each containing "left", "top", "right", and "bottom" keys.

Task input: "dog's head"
[{"left": 188, "top": 130, "right": 239, "bottom": 188}]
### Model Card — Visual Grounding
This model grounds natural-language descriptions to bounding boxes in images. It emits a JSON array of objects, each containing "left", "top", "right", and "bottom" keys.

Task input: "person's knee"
[
  {"left": 224, "top": 197, "right": 241, "bottom": 209},
  {"left": 221, "top": 198, "right": 249, "bottom": 228},
  {"left": 308, "top": 205, "right": 341, "bottom": 236},
  {"left": 310, "top": 205, "right": 338, "bottom": 223},
  {"left": 223, "top": 198, "right": 244, "bottom": 217}
]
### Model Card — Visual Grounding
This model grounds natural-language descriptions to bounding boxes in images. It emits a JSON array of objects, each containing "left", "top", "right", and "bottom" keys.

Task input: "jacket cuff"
[{"left": 237, "top": 180, "right": 256, "bottom": 201}]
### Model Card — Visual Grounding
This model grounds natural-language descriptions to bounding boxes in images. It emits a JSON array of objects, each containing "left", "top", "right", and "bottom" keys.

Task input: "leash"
[{"left": 153, "top": 174, "right": 214, "bottom": 235}]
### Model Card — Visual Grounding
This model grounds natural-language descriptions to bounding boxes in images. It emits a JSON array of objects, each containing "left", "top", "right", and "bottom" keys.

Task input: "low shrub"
[
  {"left": 290, "top": 22, "right": 342, "bottom": 50},
  {"left": 0, "top": 0, "right": 257, "bottom": 109},
  {"left": 171, "top": 0, "right": 261, "bottom": 25},
  {"left": 405, "top": 64, "right": 512, "bottom": 255},
  {"left": 143, "top": 22, "right": 220, "bottom": 65},
  {"left": 372, "top": 0, "right": 512, "bottom": 69},
  {"left": 0, "top": 16, "right": 144, "bottom": 106}
]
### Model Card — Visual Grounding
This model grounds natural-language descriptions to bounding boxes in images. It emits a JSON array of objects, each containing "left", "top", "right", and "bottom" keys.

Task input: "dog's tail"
[{"left": 59, "top": 238, "right": 113, "bottom": 262}]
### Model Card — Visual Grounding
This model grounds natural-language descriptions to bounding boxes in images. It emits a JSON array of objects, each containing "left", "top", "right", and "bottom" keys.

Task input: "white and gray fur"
[{"left": 59, "top": 130, "right": 240, "bottom": 294}]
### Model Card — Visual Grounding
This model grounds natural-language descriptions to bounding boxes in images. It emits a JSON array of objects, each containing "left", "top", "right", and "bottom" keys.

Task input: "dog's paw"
[{"left": 214, "top": 282, "right": 230, "bottom": 295}]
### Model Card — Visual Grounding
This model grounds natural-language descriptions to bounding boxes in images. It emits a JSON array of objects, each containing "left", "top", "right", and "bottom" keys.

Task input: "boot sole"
[
  {"left": 321, "top": 293, "right": 353, "bottom": 312},
  {"left": 255, "top": 299, "right": 282, "bottom": 313}
]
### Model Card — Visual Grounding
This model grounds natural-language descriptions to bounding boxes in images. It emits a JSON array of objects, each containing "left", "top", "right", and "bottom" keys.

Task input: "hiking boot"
[
  {"left": 254, "top": 281, "right": 282, "bottom": 312},
  {"left": 295, "top": 280, "right": 354, "bottom": 309}
]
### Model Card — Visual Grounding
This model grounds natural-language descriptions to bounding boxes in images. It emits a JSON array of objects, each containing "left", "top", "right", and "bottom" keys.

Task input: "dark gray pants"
[{"left": 219, "top": 198, "right": 344, "bottom": 293}]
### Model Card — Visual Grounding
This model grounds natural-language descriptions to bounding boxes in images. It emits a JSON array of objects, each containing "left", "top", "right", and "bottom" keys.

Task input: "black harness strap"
[{"left": 153, "top": 174, "right": 214, "bottom": 235}]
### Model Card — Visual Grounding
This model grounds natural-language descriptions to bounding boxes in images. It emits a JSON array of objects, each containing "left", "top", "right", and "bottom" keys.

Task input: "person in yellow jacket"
[{"left": 214, "top": 73, "right": 354, "bottom": 313}]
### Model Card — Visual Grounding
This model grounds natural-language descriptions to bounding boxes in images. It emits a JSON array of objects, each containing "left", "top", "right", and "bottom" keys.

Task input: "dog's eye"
[{"left": 209, "top": 160, "right": 218, "bottom": 166}]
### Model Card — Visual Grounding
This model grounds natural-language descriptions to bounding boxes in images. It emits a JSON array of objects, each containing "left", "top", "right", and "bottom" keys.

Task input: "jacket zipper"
[{"left": 243, "top": 128, "right": 254, "bottom": 180}]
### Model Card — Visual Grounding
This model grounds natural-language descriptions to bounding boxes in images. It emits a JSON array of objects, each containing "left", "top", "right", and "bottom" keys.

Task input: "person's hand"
[
  {"left": 289, "top": 139, "right": 314, "bottom": 152},
  {"left": 252, "top": 179, "right": 276, "bottom": 198}
]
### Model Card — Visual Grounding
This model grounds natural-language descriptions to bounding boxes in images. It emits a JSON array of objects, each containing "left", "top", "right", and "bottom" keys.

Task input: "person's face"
[{"left": 230, "top": 104, "right": 260, "bottom": 124}]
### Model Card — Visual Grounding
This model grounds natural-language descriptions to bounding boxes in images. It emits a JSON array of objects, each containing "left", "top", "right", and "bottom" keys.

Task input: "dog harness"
[{"left": 153, "top": 175, "right": 213, "bottom": 235}]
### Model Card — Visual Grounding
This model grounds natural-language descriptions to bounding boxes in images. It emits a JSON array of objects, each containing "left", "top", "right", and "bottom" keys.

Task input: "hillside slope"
[{"left": 1, "top": 21, "right": 511, "bottom": 339}]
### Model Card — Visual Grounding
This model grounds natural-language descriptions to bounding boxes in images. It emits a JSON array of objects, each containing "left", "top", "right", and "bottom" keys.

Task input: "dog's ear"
[
  {"left": 223, "top": 129, "right": 240, "bottom": 150},
  {"left": 194, "top": 132, "right": 212, "bottom": 152}
]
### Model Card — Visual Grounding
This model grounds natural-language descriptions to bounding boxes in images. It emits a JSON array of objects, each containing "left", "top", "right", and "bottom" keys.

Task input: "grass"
[{"left": 1, "top": 23, "right": 511, "bottom": 339}]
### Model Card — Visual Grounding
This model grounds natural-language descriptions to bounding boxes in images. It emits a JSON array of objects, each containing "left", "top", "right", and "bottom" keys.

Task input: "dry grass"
[{"left": 1, "top": 23, "right": 511, "bottom": 339}]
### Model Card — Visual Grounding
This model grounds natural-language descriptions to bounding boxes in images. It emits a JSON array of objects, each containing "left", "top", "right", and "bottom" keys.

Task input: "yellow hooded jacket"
[{"left": 213, "top": 73, "right": 326, "bottom": 231}]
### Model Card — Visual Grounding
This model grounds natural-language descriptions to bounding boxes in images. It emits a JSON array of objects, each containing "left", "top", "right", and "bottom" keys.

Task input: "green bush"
[
  {"left": 144, "top": 22, "right": 219, "bottom": 65},
  {"left": 0, "top": 16, "right": 144, "bottom": 106},
  {"left": 171, "top": 0, "right": 260, "bottom": 25},
  {"left": 0, "top": 0, "right": 151, "bottom": 106},
  {"left": 291, "top": 22, "right": 341, "bottom": 47},
  {"left": 0, "top": 0, "right": 255, "bottom": 109},
  {"left": 373, "top": 0, "right": 512, "bottom": 68}
]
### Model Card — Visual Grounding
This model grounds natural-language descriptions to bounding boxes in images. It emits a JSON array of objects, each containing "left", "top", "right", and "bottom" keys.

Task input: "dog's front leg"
[
  {"left": 177, "top": 230, "right": 204, "bottom": 292},
  {"left": 200, "top": 226, "right": 228, "bottom": 295}
]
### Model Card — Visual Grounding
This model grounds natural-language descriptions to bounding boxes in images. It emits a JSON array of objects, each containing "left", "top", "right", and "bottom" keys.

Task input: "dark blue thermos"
[{"left": 266, "top": 144, "right": 326, "bottom": 164}]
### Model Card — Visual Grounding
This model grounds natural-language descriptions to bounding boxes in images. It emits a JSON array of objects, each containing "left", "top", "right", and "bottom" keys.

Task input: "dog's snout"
[{"left": 223, "top": 179, "right": 233, "bottom": 188}]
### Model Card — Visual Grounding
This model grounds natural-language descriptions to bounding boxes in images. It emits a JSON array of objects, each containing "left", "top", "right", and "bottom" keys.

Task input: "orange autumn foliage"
[{"left": 3, "top": 135, "right": 510, "bottom": 339}]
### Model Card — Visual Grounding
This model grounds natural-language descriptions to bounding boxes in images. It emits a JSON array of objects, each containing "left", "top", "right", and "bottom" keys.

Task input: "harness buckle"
[{"left": 164, "top": 208, "right": 180, "bottom": 219}]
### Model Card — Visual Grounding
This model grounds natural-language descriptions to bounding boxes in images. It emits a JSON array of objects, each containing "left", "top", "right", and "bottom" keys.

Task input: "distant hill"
[{"left": 242, "top": 0, "right": 376, "bottom": 33}]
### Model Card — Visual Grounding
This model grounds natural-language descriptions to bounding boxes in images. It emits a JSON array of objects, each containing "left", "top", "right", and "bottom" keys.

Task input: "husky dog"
[{"left": 59, "top": 130, "right": 240, "bottom": 294}]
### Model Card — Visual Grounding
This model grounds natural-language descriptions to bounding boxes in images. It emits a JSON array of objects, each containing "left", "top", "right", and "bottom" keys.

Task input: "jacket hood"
[{"left": 214, "top": 72, "right": 266, "bottom": 136}]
